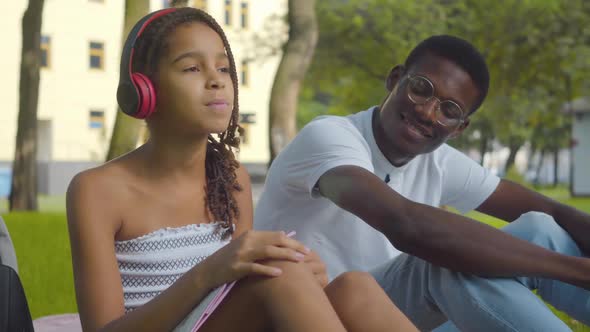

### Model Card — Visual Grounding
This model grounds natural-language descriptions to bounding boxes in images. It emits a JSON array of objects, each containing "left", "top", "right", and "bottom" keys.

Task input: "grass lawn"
[
  {"left": 2, "top": 212, "right": 77, "bottom": 319},
  {"left": 0, "top": 195, "right": 66, "bottom": 214},
  {"left": 1, "top": 187, "right": 589, "bottom": 330}
]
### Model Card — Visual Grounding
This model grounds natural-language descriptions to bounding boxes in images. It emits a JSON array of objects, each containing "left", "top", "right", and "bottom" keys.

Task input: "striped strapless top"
[{"left": 115, "top": 222, "right": 232, "bottom": 312}]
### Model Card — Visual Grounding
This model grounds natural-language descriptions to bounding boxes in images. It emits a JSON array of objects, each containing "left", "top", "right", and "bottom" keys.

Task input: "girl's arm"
[
  {"left": 68, "top": 165, "right": 307, "bottom": 332},
  {"left": 67, "top": 171, "right": 215, "bottom": 332}
]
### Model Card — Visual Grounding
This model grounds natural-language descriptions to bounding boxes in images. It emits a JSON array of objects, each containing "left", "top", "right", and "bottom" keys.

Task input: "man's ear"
[
  {"left": 386, "top": 65, "right": 405, "bottom": 92},
  {"left": 449, "top": 118, "right": 470, "bottom": 139}
]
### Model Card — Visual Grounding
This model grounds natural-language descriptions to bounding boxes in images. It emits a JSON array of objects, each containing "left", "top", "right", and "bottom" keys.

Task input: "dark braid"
[{"left": 133, "top": 7, "right": 243, "bottom": 232}]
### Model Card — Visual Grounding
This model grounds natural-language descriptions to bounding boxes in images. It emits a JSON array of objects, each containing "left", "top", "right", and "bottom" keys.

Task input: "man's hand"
[{"left": 303, "top": 250, "right": 329, "bottom": 287}]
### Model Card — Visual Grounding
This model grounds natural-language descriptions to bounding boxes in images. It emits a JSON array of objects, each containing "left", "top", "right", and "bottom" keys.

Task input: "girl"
[{"left": 67, "top": 7, "right": 417, "bottom": 332}]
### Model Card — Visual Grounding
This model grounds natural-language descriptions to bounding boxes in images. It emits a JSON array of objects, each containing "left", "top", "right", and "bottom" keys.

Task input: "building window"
[
  {"left": 40, "top": 35, "right": 50, "bottom": 68},
  {"left": 224, "top": 0, "right": 232, "bottom": 26},
  {"left": 239, "top": 113, "right": 255, "bottom": 145},
  {"left": 89, "top": 110, "right": 105, "bottom": 128},
  {"left": 240, "top": 60, "right": 249, "bottom": 86},
  {"left": 89, "top": 41, "right": 104, "bottom": 70},
  {"left": 194, "top": 0, "right": 206, "bottom": 10},
  {"left": 240, "top": 1, "right": 248, "bottom": 29}
]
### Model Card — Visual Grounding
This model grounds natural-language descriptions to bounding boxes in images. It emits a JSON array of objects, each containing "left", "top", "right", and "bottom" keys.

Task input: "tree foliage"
[
  {"left": 268, "top": 0, "right": 318, "bottom": 162},
  {"left": 302, "top": 0, "right": 590, "bottom": 172}
]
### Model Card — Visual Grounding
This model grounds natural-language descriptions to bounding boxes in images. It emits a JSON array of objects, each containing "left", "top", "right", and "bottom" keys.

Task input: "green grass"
[
  {"left": 1, "top": 187, "right": 589, "bottom": 330},
  {"left": 0, "top": 195, "right": 66, "bottom": 214},
  {"left": 2, "top": 212, "right": 77, "bottom": 319}
]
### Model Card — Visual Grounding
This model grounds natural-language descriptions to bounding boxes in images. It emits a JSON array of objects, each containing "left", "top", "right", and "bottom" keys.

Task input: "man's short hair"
[{"left": 405, "top": 35, "right": 490, "bottom": 113}]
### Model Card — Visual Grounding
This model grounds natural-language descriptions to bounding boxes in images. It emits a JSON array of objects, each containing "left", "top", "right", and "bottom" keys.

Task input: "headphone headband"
[{"left": 117, "top": 8, "right": 177, "bottom": 118}]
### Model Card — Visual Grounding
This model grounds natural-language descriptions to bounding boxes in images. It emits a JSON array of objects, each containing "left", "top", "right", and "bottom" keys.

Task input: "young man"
[{"left": 254, "top": 35, "right": 590, "bottom": 331}]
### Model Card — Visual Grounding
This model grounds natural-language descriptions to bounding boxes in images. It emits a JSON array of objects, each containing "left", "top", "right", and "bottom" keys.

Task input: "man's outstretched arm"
[
  {"left": 318, "top": 165, "right": 590, "bottom": 290},
  {"left": 477, "top": 179, "right": 590, "bottom": 255}
]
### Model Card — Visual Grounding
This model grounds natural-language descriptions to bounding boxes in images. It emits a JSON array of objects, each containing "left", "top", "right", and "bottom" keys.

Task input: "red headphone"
[{"left": 116, "top": 8, "right": 177, "bottom": 119}]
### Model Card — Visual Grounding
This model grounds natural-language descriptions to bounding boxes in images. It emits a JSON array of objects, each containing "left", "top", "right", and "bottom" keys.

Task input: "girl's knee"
[
  {"left": 325, "top": 271, "right": 380, "bottom": 303},
  {"left": 243, "top": 260, "right": 318, "bottom": 299},
  {"left": 325, "top": 271, "right": 386, "bottom": 319},
  {"left": 330, "top": 271, "right": 376, "bottom": 290}
]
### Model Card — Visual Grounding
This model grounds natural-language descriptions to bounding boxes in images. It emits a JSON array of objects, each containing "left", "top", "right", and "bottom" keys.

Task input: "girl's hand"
[
  {"left": 303, "top": 250, "right": 329, "bottom": 288},
  {"left": 198, "top": 230, "right": 310, "bottom": 288}
]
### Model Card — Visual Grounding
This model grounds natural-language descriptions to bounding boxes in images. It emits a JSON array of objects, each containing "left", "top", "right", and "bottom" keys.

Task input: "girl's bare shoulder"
[
  {"left": 69, "top": 155, "right": 137, "bottom": 198},
  {"left": 66, "top": 153, "right": 140, "bottom": 231}
]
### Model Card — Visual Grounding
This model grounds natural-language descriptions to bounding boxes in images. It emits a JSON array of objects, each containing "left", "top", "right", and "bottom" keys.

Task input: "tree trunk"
[
  {"left": 105, "top": 0, "right": 150, "bottom": 161},
  {"left": 553, "top": 149, "right": 559, "bottom": 187},
  {"left": 503, "top": 141, "right": 521, "bottom": 175},
  {"left": 268, "top": 0, "right": 318, "bottom": 164},
  {"left": 478, "top": 135, "right": 489, "bottom": 165},
  {"left": 527, "top": 142, "right": 537, "bottom": 174},
  {"left": 565, "top": 74, "right": 574, "bottom": 194},
  {"left": 9, "top": 0, "right": 45, "bottom": 211},
  {"left": 534, "top": 148, "right": 545, "bottom": 185}
]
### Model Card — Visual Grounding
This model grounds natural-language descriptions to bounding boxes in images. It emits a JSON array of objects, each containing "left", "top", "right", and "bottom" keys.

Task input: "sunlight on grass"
[
  {"left": 1, "top": 187, "right": 588, "bottom": 330},
  {"left": 0, "top": 195, "right": 66, "bottom": 214},
  {"left": 3, "top": 212, "right": 77, "bottom": 319}
]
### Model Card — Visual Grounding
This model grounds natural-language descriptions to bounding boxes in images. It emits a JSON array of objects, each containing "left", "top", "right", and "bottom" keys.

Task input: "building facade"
[{"left": 0, "top": 0, "right": 285, "bottom": 196}]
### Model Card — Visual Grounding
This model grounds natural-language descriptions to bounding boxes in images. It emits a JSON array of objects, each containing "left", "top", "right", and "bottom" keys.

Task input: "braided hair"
[{"left": 133, "top": 7, "right": 242, "bottom": 231}]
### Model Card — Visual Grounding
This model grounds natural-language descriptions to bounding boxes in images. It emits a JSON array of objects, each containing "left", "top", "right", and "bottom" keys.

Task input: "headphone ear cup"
[
  {"left": 117, "top": 8, "right": 175, "bottom": 118},
  {"left": 131, "top": 72, "right": 156, "bottom": 119}
]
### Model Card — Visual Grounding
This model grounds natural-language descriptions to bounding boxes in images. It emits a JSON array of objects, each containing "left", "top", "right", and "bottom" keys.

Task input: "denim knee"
[
  {"left": 517, "top": 211, "right": 560, "bottom": 232},
  {"left": 508, "top": 211, "right": 577, "bottom": 255}
]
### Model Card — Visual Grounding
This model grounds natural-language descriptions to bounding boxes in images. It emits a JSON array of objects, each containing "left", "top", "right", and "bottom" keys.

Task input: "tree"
[
  {"left": 169, "top": 0, "right": 189, "bottom": 7},
  {"left": 447, "top": 0, "right": 590, "bottom": 174},
  {"left": 268, "top": 0, "right": 318, "bottom": 163},
  {"left": 527, "top": 0, "right": 590, "bottom": 185},
  {"left": 9, "top": 0, "right": 45, "bottom": 211},
  {"left": 448, "top": 111, "right": 494, "bottom": 165},
  {"left": 105, "top": 0, "right": 150, "bottom": 161},
  {"left": 445, "top": 0, "right": 546, "bottom": 172},
  {"left": 300, "top": 0, "right": 590, "bottom": 185},
  {"left": 303, "top": 0, "right": 446, "bottom": 117}
]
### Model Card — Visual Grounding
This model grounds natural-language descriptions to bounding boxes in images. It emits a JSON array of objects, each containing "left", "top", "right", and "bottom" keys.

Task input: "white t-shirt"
[{"left": 254, "top": 107, "right": 500, "bottom": 280}]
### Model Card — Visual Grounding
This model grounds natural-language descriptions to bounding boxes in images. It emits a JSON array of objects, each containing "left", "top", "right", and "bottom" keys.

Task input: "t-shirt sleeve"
[
  {"left": 439, "top": 145, "right": 500, "bottom": 214},
  {"left": 276, "top": 116, "right": 374, "bottom": 197}
]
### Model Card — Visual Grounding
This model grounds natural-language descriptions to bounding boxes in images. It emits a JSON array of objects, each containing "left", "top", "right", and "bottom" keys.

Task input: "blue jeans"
[{"left": 369, "top": 212, "right": 590, "bottom": 332}]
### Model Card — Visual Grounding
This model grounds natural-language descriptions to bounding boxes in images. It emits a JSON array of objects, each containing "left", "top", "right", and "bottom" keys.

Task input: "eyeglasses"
[{"left": 404, "top": 74, "right": 466, "bottom": 127}]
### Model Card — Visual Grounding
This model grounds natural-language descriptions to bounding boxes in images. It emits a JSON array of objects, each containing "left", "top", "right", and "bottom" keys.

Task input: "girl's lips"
[
  {"left": 206, "top": 99, "right": 230, "bottom": 111},
  {"left": 206, "top": 98, "right": 228, "bottom": 105}
]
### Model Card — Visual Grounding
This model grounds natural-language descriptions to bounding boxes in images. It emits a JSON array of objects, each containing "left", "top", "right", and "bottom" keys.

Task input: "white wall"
[
  {"left": 42, "top": 0, "right": 124, "bottom": 161},
  {"left": 0, "top": 1, "right": 29, "bottom": 161},
  {"left": 1, "top": 0, "right": 286, "bottom": 166},
  {"left": 0, "top": 0, "right": 124, "bottom": 162}
]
